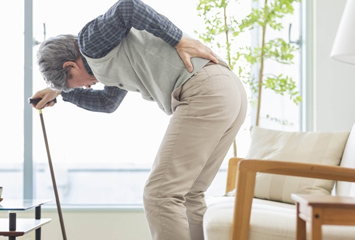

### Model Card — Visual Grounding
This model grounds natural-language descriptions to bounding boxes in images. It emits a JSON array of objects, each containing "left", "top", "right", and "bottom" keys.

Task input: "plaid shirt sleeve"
[
  {"left": 61, "top": 86, "right": 128, "bottom": 113},
  {"left": 78, "top": 0, "right": 183, "bottom": 58}
]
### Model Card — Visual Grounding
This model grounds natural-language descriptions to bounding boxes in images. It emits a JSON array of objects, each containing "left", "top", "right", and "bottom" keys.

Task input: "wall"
[{"left": 310, "top": 0, "right": 355, "bottom": 131}]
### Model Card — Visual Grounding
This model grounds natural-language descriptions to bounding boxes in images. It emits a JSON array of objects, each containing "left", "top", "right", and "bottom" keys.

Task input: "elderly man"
[{"left": 31, "top": 0, "right": 247, "bottom": 239}]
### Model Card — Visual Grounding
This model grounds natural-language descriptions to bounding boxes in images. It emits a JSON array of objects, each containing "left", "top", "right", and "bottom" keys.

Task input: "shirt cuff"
[{"left": 163, "top": 23, "right": 183, "bottom": 47}]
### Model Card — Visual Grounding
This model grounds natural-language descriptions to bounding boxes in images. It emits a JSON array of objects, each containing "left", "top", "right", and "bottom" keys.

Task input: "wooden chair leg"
[{"left": 230, "top": 168, "right": 256, "bottom": 240}]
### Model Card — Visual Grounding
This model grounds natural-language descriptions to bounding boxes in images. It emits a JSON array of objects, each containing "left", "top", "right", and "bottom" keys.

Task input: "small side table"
[
  {"left": 0, "top": 199, "right": 51, "bottom": 240},
  {"left": 291, "top": 194, "right": 355, "bottom": 240}
]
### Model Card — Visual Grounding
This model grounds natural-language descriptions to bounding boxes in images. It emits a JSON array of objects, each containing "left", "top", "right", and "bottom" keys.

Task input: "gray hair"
[{"left": 37, "top": 34, "right": 79, "bottom": 92}]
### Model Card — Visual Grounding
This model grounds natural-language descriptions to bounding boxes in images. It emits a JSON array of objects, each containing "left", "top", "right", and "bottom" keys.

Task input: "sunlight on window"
[
  {"left": 0, "top": 0, "right": 301, "bottom": 205},
  {"left": 0, "top": 1, "right": 24, "bottom": 199},
  {"left": 32, "top": 0, "right": 251, "bottom": 167},
  {"left": 31, "top": 0, "right": 245, "bottom": 204},
  {"left": 0, "top": 1, "right": 24, "bottom": 164}
]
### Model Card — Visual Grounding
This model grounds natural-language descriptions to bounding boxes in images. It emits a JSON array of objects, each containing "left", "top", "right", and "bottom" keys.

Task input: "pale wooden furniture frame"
[
  {"left": 225, "top": 157, "right": 355, "bottom": 240},
  {"left": 292, "top": 194, "right": 355, "bottom": 240}
]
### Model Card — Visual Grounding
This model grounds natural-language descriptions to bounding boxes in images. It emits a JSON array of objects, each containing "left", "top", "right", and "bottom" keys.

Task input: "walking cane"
[{"left": 29, "top": 98, "right": 67, "bottom": 240}]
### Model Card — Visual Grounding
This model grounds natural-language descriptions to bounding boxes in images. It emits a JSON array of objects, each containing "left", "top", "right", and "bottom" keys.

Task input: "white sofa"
[{"left": 203, "top": 124, "right": 355, "bottom": 240}]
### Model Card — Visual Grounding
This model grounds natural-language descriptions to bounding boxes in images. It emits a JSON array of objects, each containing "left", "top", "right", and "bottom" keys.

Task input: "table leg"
[
  {"left": 9, "top": 212, "right": 16, "bottom": 240},
  {"left": 35, "top": 206, "right": 41, "bottom": 240},
  {"left": 311, "top": 207, "right": 322, "bottom": 240},
  {"left": 9, "top": 212, "right": 16, "bottom": 231},
  {"left": 296, "top": 203, "right": 306, "bottom": 240}
]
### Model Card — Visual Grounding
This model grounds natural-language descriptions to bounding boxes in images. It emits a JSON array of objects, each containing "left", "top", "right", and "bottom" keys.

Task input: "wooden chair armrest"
[
  {"left": 231, "top": 159, "right": 355, "bottom": 240},
  {"left": 225, "top": 157, "right": 245, "bottom": 194}
]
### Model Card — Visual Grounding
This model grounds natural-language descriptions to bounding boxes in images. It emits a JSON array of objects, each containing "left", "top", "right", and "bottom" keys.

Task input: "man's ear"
[{"left": 62, "top": 61, "right": 78, "bottom": 69}]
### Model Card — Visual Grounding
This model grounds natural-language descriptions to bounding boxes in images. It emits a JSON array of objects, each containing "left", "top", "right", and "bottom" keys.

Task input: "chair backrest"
[{"left": 336, "top": 123, "right": 355, "bottom": 196}]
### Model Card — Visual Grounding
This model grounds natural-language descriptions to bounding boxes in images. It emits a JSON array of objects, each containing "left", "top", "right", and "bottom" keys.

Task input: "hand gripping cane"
[{"left": 29, "top": 98, "right": 67, "bottom": 240}]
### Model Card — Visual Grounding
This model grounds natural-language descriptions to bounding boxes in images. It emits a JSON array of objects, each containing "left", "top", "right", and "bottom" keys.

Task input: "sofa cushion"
[
  {"left": 337, "top": 123, "right": 355, "bottom": 196},
  {"left": 204, "top": 197, "right": 355, "bottom": 240},
  {"left": 246, "top": 126, "right": 349, "bottom": 204},
  {"left": 204, "top": 197, "right": 296, "bottom": 240}
]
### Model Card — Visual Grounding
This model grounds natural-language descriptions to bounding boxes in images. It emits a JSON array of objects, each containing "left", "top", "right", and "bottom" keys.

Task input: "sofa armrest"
[{"left": 231, "top": 159, "right": 355, "bottom": 240}]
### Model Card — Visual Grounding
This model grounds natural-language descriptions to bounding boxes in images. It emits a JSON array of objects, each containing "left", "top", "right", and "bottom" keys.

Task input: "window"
[
  {"left": 255, "top": 1, "right": 303, "bottom": 131},
  {"left": 0, "top": 1, "right": 24, "bottom": 199},
  {"left": 2, "top": 0, "right": 303, "bottom": 206}
]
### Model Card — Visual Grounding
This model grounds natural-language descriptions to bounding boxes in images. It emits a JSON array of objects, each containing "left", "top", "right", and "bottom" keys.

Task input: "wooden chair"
[{"left": 226, "top": 157, "right": 355, "bottom": 240}]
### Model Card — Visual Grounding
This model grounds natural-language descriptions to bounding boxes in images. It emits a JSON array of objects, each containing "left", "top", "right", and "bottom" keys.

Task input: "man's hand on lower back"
[{"left": 175, "top": 36, "right": 218, "bottom": 72}]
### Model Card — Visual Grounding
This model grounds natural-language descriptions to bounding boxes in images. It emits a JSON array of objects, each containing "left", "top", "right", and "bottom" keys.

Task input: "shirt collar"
[{"left": 81, "top": 54, "right": 94, "bottom": 76}]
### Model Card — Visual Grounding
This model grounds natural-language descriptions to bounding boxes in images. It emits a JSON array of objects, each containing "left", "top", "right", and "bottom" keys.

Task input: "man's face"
[
  {"left": 64, "top": 58, "right": 98, "bottom": 89},
  {"left": 67, "top": 73, "right": 98, "bottom": 89}
]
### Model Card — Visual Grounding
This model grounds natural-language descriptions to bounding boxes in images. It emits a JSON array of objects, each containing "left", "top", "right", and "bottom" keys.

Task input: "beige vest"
[{"left": 83, "top": 28, "right": 209, "bottom": 115}]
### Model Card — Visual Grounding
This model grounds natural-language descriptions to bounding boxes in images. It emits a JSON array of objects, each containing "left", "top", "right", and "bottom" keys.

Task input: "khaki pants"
[{"left": 143, "top": 64, "right": 247, "bottom": 240}]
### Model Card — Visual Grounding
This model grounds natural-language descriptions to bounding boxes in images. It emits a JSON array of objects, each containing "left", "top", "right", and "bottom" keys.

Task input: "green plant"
[{"left": 197, "top": 0, "right": 302, "bottom": 127}]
